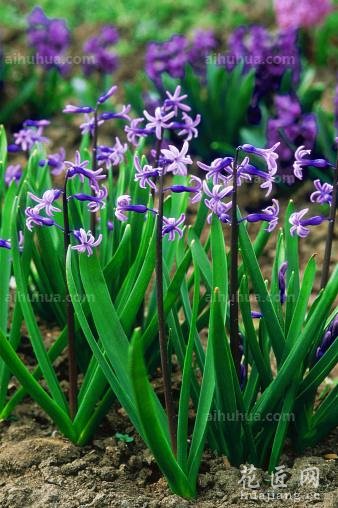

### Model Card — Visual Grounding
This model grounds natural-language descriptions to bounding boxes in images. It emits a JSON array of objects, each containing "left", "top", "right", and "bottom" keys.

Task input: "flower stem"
[
  {"left": 155, "top": 138, "right": 176, "bottom": 454},
  {"left": 63, "top": 174, "right": 77, "bottom": 419},
  {"left": 230, "top": 148, "right": 242, "bottom": 380},
  {"left": 321, "top": 145, "right": 338, "bottom": 288},
  {"left": 90, "top": 107, "right": 99, "bottom": 236}
]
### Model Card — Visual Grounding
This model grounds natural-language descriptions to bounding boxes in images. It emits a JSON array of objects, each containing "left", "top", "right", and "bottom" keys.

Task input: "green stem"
[
  {"left": 230, "top": 148, "right": 241, "bottom": 380},
  {"left": 63, "top": 174, "right": 77, "bottom": 419},
  {"left": 321, "top": 145, "right": 338, "bottom": 288}
]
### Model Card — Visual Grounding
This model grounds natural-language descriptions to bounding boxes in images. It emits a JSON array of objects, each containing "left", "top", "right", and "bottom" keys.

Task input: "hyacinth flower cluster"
[
  {"left": 27, "top": 6, "right": 70, "bottom": 74},
  {"left": 274, "top": 0, "right": 332, "bottom": 30},
  {"left": 8, "top": 119, "right": 50, "bottom": 154},
  {"left": 1, "top": 84, "right": 338, "bottom": 503},
  {"left": 82, "top": 25, "right": 119, "bottom": 76}
]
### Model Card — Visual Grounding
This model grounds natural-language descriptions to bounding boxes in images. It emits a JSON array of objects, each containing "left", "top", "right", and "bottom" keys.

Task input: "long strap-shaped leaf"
[
  {"left": 129, "top": 330, "right": 195, "bottom": 499},
  {"left": 238, "top": 216, "right": 285, "bottom": 364}
]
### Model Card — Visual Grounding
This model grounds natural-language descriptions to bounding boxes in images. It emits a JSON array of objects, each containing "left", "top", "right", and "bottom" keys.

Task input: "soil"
[{"left": 0, "top": 400, "right": 336, "bottom": 508}]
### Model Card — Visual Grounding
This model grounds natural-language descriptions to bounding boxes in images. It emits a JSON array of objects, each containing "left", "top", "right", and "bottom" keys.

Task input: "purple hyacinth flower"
[
  {"left": 315, "top": 314, "right": 338, "bottom": 361},
  {"left": 39, "top": 148, "right": 66, "bottom": 176},
  {"left": 82, "top": 25, "right": 119, "bottom": 76},
  {"left": 203, "top": 181, "right": 232, "bottom": 223},
  {"left": 72, "top": 228, "right": 102, "bottom": 256},
  {"left": 293, "top": 146, "right": 330, "bottom": 180},
  {"left": 197, "top": 157, "right": 233, "bottom": 184},
  {"left": 69, "top": 186, "right": 108, "bottom": 212},
  {"left": 14, "top": 126, "right": 49, "bottom": 151},
  {"left": 63, "top": 105, "right": 95, "bottom": 114},
  {"left": 169, "top": 112, "right": 201, "bottom": 141},
  {"left": 115, "top": 195, "right": 149, "bottom": 222},
  {"left": 5, "top": 164, "right": 22, "bottom": 186},
  {"left": 125, "top": 118, "right": 154, "bottom": 146},
  {"left": 310, "top": 180, "right": 333, "bottom": 205},
  {"left": 23, "top": 119, "right": 50, "bottom": 128},
  {"left": 99, "top": 104, "right": 131, "bottom": 122},
  {"left": 28, "top": 189, "right": 62, "bottom": 216},
  {"left": 164, "top": 86, "right": 191, "bottom": 115},
  {"left": 134, "top": 155, "right": 162, "bottom": 190},
  {"left": 289, "top": 208, "right": 325, "bottom": 238},
  {"left": 143, "top": 107, "right": 175, "bottom": 140},
  {"left": 165, "top": 176, "right": 202, "bottom": 204},
  {"left": 241, "top": 142, "right": 280, "bottom": 173},
  {"left": 80, "top": 114, "right": 104, "bottom": 136},
  {"left": 0, "top": 239, "right": 11, "bottom": 250},
  {"left": 245, "top": 199, "right": 280, "bottom": 232},
  {"left": 160, "top": 141, "right": 192, "bottom": 176},
  {"left": 97, "top": 85, "right": 118, "bottom": 104},
  {"left": 25, "top": 207, "right": 59, "bottom": 232},
  {"left": 278, "top": 261, "right": 288, "bottom": 305},
  {"left": 64, "top": 151, "right": 105, "bottom": 190},
  {"left": 162, "top": 214, "right": 186, "bottom": 241}
]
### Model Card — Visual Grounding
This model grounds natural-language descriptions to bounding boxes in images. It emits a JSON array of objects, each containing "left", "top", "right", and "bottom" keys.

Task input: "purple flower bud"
[
  {"left": 25, "top": 207, "right": 59, "bottom": 232},
  {"left": 39, "top": 148, "right": 66, "bottom": 176},
  {"left": 278, "top": 261, "right": 288, "bottom": 304},
  {"left": 63, "top": 105, "right": 95, "bottom": 114},
  {"left": 97, "top": 85, "right": 118, "bottom": 104},
  {"left": 0, "top": 239, "right": 11, "bottom": 250},
  {"left": 69, "top": 186, "right": 108, "bottom": 212},
  {"left": 8, "top": 144, "right": 22, "bottom": 153},
  {"left": 99, "top": 105, "right": 131, "bottom": 122},
  {"left": 251, "top": 311, "right": 263, "bottom": 318},
  {"left": 64, "top": 151, "right": 105, "bottom": 190},
  {"left": 162, "top": 214, "right": 185, "bottom": 241},
  {"left": 315, "top": 314, "right": 338, "bottom": 361},
  {"left": 5, "top": 164, "right": 22, "bottom": 186},
  {"left": 164, "top": 176, "right": 202, "bottom": 204}
]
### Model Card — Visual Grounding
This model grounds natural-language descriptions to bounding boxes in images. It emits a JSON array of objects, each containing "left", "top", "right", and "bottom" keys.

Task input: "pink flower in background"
[{"left": 274, "top": 0, "right": 332, "bottom": 29}]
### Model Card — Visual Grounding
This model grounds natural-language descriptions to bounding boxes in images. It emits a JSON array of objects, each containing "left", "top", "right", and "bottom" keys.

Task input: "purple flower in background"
[
  {"left": 251, "top": 311, "right": 263, "bottom": 318},
  {"left": 310, "top": 180, "right": 333, "bottom": 205},
  {"left": 28, "top": 189, "right": 62, "bottom": 216},
  {"left": 170, "top": 112, "right": 201, "bottom": 141},
  {"left": 164, "top": 86, "right": 191, "bottom": 115},
  {"left": 83, "top": 25, "right": 119, "bottom": 76},
  {"left": 115, "top": 195, "right": 149, "bottom": 222},
  {"left": 5, "top": 164, "right": 22, "bottom": 186},
  {"left": 161, "top": 141, "right": 192, "bottom": 175},
  {"left": 39, "top": 148, "right": 66, "bottom": 176},
  {"left": 14, "top": 126, "right": 49, "bottom": 151},
  {"left": 144, "top": 107, "right": 175, "bottom": 140},
  {"left": 25, "top": 207, "right": 59, "bottom": 232},
  {"left": 197, "top": 157, "right": 233, "bottom": 184},
  {"left": 165, "top": 175, "right": 202, "bottom": 204},
  {"left": 278, "top": 261, "right": 288, "bottom": 304},
  {"left": 0, "top": 239, "right": 11, "bottom": 250},
  {"left": 188, "top": 29, "right": 217, "bottom": 76},
  {"left": 125, "top": 118, "right": 154, "bottom": 146},
  {"left": 162, "top": 214, "right": 185, "bottom": 241},
  {"left": 69, "top": 186, "right": 108, "bottom": 212},
  {"left": 23, "top": 119, "right": 50, "bottom": 128},
  {"left": 274, "top": 0, "right": 332, "bottom": 30},
  {"left": 315, "top": 314, "right": 338, "bottom": 361},
  {"left": 97, "top": 138, "right": 128, "bottom": 169},
  {"left": 145, "top": 35, "right": 188, "bottom": 85},
  {"left": 289, "top": 208, "right": 325, "bottom": 238},
  {"left": 99, "top": 105, "right": 131, "bottom": 122},
  {"left": 267, "top": 95, "right": 317, "bottom": 176},
  {"left": 293, "top": 146, "right": 330, "bottom": 180},
  {"left": 245, "top": 199, "right": 280, "bottom": 232},
  {"left": 72, "top": 229, "right": 102, "bottom": 256},
  {"left": 27, "top": 6, "right": 70, "bottom": 73},
  {"left": 134, "top": 155, "right": 162, "bottom": 190},
  {"left": 241, "top": 143, "right": 280, "bottom": 173}
]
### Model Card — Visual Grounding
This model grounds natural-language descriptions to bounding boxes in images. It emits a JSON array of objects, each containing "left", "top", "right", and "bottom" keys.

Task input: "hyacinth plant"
[{"left": 0, "top": 85, "right": 337, "bottom": 500}]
